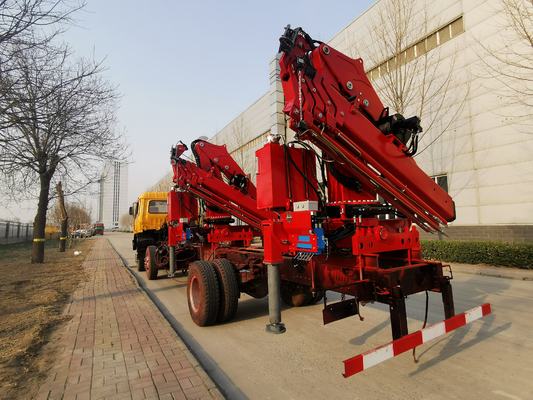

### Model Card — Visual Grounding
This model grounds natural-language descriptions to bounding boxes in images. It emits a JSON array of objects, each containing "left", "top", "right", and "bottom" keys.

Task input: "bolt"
[
  {"left": 323, "top": 45, "right": 330, "bottom": 54},
  {"left": 225, "top": 165, "right": 229, "bottom": 170},
  {"left": 302, "top": 78, "right": 306, "bottom": 83},
  {"left": 199, "top": 142, "right": 204, "bottom": 147},
  {"left": 298, "top": 42, "right": 303, "bottom": 48},
  {"left": 341, "top": 112, "right": 345, "bottom": 116},
  {"left": 214, "top": 158, "right": 219, "bottom": 163},
  {"left": 363, "top": 99, "right": 370, "bottom": 107},
  {"left": 318, "top": 113, "right": 323, "bottom": 119},
  {"left": 295, "top": 110, "right": 299, "bottom": 115},
  {"left": 346, "top": 81, "right": 353, "bottom": 90},
  {"left": 312, "top": 88, "right": 316, "bottom": 92},
  {"left": 327, "top": 101, "right": 331, "bottom": 105}
]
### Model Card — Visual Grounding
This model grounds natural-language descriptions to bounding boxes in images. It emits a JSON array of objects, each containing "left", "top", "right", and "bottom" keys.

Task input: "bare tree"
[
  {"left": 148, "top": 172, "right": 173, "bottom": 193},
  {"left": 0, "top": 0, "right": 85, "bottom": 78},
  {"left": 0, "top": 42, "right": 127, "bottom": 263},
  {"left": 0, "top": 0, "right": 83, "bottom": 44},
  {"left": 56, "top": 181, "right": 68, "bottom": 251},
  {"left": 350, "top": 0, "right": 468, "bottom": 156},
  {"left": 228, "top": 115, "right": 254, "bottom": 178},
  {"left": 477, "top": 0, "right": 533, "bottom": 119},
  {"left": 48, "top": 199, "right": 91, "bottom": 226},
  {"left": 119, "top": 213, "right": 133, "bottom": 231}
]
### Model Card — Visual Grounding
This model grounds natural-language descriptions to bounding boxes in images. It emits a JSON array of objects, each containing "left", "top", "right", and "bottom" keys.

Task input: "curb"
[
  {"left": 107, "top": 239, "right": 225, "bottom": 400},
  {"left": 451, "top": 264, "right": 533, "bottom": 281},
  {"left": 454, "top": 269, "right": 533, "bottom": 281}
]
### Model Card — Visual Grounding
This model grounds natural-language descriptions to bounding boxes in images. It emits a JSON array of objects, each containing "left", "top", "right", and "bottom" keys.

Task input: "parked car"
[
  {"left": 71, "top": 229, "right": 91, "bottom": 238},
  {"left": 71, "top": 230, "right": 83, "bottom": 238}
]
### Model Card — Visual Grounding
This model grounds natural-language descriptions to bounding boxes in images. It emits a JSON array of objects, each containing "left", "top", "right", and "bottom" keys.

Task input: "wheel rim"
[
  {"left": 189, "top": 276, "right": 201, "bottom": 313},
  {"left": 144, "top": 253, "right": 152, "bottom": 274}
]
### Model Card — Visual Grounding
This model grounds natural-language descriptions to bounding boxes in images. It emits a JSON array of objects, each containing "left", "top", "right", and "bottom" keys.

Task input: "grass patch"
[{"left": 0, "top": 237, "right": 95, "bottom": 398}]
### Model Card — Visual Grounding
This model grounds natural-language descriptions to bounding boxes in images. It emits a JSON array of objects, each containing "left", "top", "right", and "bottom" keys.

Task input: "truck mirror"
[{"left": 129, "top": 206, "right": 133, "bottom": 216}]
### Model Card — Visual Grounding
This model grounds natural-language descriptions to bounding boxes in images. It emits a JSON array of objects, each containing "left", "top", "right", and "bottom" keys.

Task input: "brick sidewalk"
[{"left": 36, "top": 239, "right": 222, "bottom": 400}]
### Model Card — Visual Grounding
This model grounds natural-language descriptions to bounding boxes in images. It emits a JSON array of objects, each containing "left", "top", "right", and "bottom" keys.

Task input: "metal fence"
[{"left": 0, "top": 221, "right": 34, "bottom": 245}]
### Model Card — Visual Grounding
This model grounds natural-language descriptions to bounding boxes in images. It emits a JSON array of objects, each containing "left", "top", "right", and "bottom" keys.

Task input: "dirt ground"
[{"left": 0, "top": 238, "right": 94, "bottom": 400}]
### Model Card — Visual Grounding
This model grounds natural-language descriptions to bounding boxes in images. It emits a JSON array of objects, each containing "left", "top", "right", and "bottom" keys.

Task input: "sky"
[{"left": 0, "top": 0, "right": 376, "bottom": 222}]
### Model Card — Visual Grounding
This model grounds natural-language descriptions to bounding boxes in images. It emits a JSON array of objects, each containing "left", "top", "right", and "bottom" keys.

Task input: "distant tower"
[{"left": 99, "top": 162, "right": 129, "bottom": 230}]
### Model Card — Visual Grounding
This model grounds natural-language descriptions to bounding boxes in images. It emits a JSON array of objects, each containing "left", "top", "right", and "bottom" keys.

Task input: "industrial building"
[{"left": 155, "top": 0, "right": 533, "bottom": 242}]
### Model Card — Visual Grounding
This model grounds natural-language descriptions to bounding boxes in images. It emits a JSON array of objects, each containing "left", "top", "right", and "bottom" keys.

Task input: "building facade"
[
  {"left": 99, "top": 162, "right": 129, "bottom": 231},
  {"left": 150, "top": 0, "right": 532, "bottom": 242},
  {"left": 328, "top": 0, "right": 533, "bottom": 242},
  {"left": 208, "top": 0, "right": 533, "bottom": 243}
]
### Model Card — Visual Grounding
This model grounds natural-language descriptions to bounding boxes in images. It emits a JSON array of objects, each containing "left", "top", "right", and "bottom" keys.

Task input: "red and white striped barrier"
[{"left": 343, "top": 303, "right": 492, "bottom": 377}]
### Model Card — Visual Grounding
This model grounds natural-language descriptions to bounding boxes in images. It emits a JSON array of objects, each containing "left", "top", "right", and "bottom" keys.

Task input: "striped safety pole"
[{"left": 343, "top": 303, "right": 492, "bottom": 378}]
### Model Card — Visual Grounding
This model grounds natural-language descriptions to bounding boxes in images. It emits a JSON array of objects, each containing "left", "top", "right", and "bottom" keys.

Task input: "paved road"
[{"left": 106, "top": 232, "right": 533, "bottom": 400}]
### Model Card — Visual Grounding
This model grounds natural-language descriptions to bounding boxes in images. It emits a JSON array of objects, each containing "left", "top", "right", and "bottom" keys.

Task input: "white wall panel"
[
  {"left": 449, "top": 170, "right": 477, "bottom": 190},
  {"left": 454, "top": 206, "right": 480, "bottom": 225},
  {"left": 478, "top": 180, "right": 532, "bottom": 206},
  {"left": 474, "top": 140, "right": 533, "bottom": 170},
  {"left": 477, "top": 161, "right": 533, "bottom": 187},
  {"left": 480, "top": 203, "right": 533, "bottom": 224},
  {"left": 450, "top": 187, "right": 478, "bottom": 207},
  {"left": 417, "top": 152, "right": 475, "bottom": 175}
]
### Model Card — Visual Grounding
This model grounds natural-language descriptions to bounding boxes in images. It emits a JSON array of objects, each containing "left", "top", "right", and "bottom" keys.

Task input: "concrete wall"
[
  {"left": 0, "top": 221, "right": 34, "bottom": 245},
  {"left": 420, "top": 225, "right": 533, "bottom": 243}
]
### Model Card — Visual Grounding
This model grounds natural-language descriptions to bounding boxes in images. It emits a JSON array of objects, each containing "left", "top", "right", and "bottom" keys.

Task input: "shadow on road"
[
  {"left": 410, "top": 314, "right": 510, "bottom": 376},
  {"left": 349, "top": 319, "right": 390, "bottom": 346},
  {"left": 409, "top": 272, "right": 512, "bottom": 376}
]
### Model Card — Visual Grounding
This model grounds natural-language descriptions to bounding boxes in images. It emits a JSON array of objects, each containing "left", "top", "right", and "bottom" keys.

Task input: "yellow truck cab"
[{"left": 130, "top": 192, "right": 168, "bottom": 271}]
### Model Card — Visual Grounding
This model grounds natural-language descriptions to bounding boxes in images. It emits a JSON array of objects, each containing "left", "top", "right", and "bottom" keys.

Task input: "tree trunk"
[
  {"left": 32, "top": 175, "right": 52, "bottom": 263},
  {"left": 56, "top": 182, "right": 68, "bottom": 252}
]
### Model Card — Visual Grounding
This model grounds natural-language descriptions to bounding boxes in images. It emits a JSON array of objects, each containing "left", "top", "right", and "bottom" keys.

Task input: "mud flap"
[{"left": 323, "top": 298, "right": 359, "bottom": 325}]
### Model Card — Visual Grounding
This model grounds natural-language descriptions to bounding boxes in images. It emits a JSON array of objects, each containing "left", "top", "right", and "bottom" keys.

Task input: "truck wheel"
[
  {"left": 187, "top": 261, "right": 220, "bottom": 326},
  {"left": 212, "top": 259, "right": 239, "bottom": 323},
  {"left": 280, "top": 281, "right": 313, "bottom": 307},
  {"left": 136, "top": 252, "right": 145, "bottom": 271},
  {"left": 145, "top": 246, "right": 158, "bottom": 280},
  {"left": 308, "top": 290, "right": 324, "bottom": 304}
]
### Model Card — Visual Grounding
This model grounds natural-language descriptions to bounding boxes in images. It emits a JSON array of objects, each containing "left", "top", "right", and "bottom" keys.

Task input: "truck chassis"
[{"left": 149, "top": 26, "right": 490, "bottom": 375}]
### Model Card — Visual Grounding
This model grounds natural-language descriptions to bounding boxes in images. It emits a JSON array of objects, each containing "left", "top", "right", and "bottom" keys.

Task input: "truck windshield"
[{"left": 148, "top": 200, "right": 167, "bottom": 214}]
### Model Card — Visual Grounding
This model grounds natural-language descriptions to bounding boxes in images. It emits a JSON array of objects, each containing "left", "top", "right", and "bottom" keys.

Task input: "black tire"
[
  {"left": 280, "top": 281, "right": 313, "bottom": 307},
  {"left": 145, "top": 246, "right": 158, "bottom": 280},
  {"left": 136, "top": 251, "right": 145, "bottom": 271},
  {"left": 212, "top": 259, "right": 239, "bottom": 323},
  {"left": 187, "top": 261, "right": 220, "bottom": 326}
]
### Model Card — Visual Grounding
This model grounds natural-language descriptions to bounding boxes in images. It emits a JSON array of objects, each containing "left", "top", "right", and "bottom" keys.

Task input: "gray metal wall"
[{"left": 0, "top": 221, "right": 34, "bottom": 245}]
